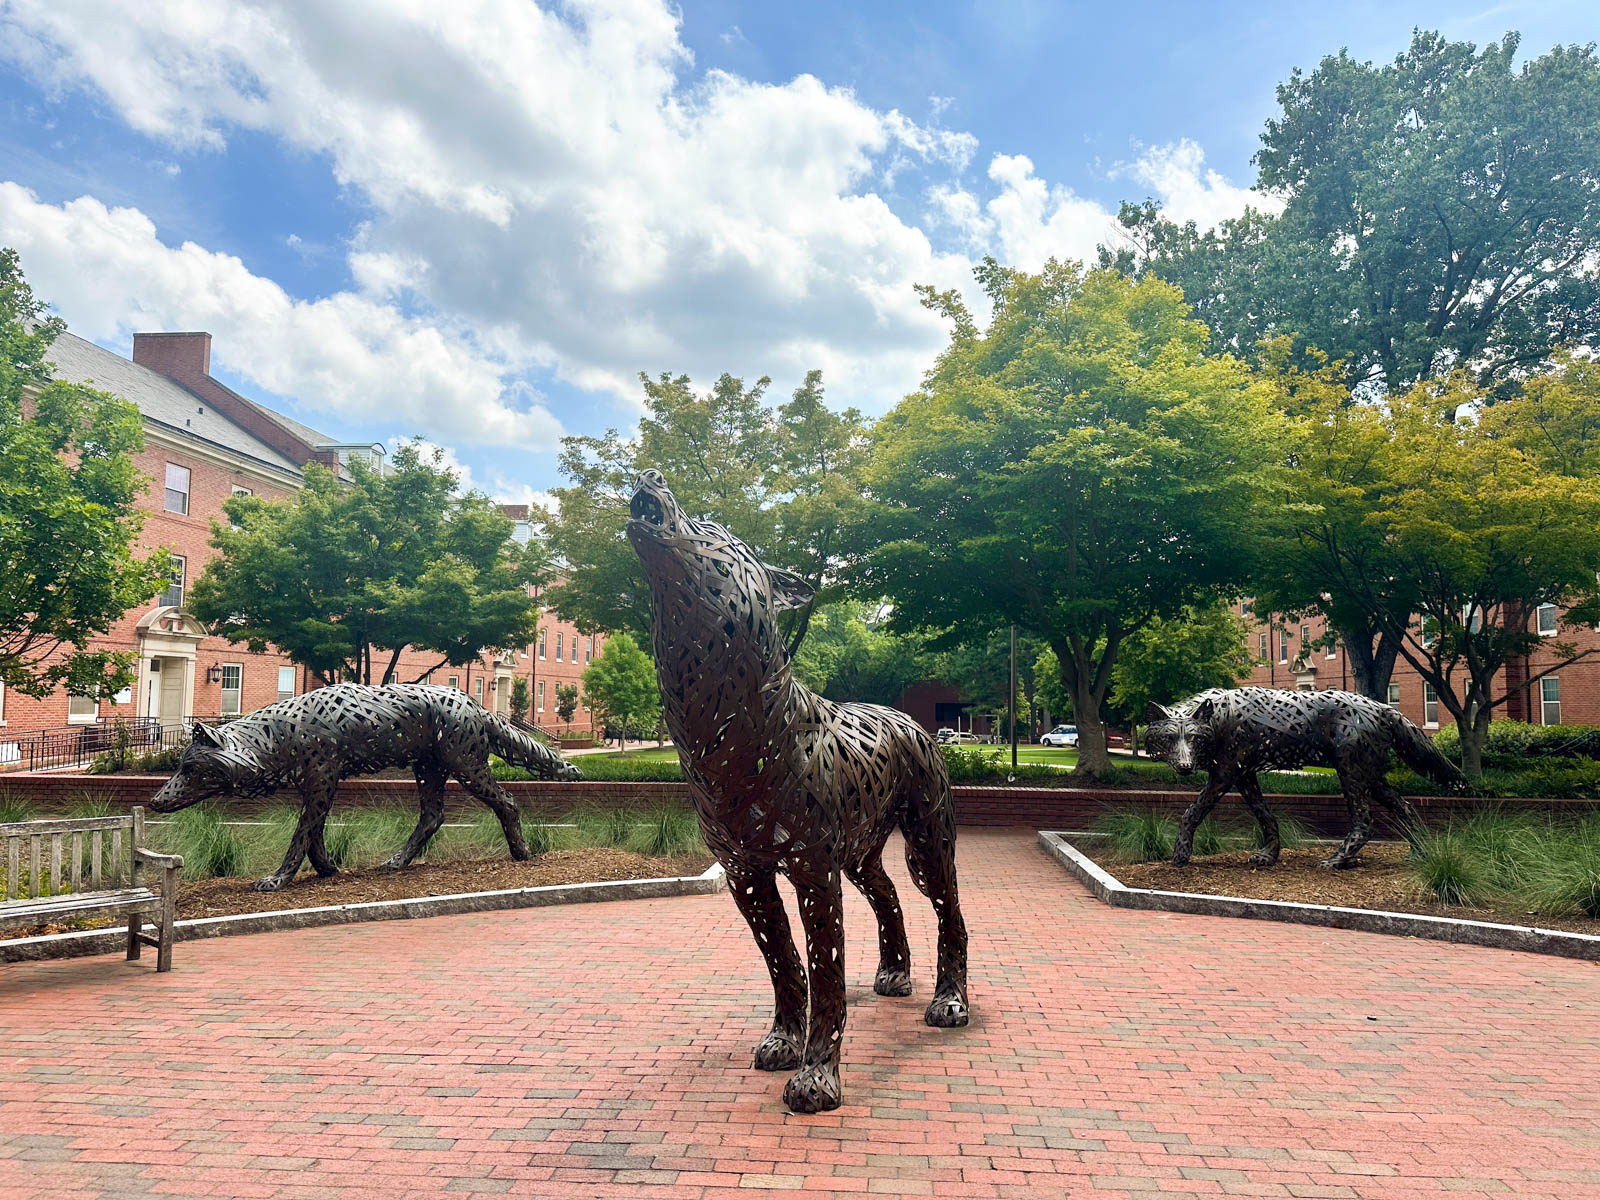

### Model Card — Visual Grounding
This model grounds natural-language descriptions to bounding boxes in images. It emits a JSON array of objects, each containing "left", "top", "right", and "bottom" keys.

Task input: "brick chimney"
[
  {"left": 131, "top": 331, "right": 320, "bottom": 469},
  {"left": 132, "top": 331, "right": 211, "bottom": 383}
]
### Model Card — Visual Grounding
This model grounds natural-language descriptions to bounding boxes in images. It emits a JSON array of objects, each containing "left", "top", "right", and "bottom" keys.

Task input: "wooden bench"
[{"left": 0, "top": 808, "right": 183, "bottom": 970}]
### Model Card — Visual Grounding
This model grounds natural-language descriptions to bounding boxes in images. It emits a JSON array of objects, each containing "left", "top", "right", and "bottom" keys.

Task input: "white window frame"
[
  {"left": 1386, "top": 683, "right": 1401, "bottom": 709},
  {"left": 1422, "top": 683, "right": 1439, "bottom": 729},
  {"left": 219, "top": 663, "right": 243, "bottom": 716},
  {"left": 538, "top": 629, "right": 546, "bottom": 660},
  {"left": 231, "top": 484, "right": 253, "bottom": 497},
  {"left": 537, "top": 680, "right": 546, "bottom": 712},
  {"left": 585, "top": 637, "right": 593, "bottom": 663},
  {"left": 276, "top": 666, "right": 295, "bottom": 703},
  {"left": 473, "top": 677, "right": 483, "bottom": 702},
  {"left": 68, "top": 693, "right": 99, "bottom": 725},
  {"left": 556, "top": 631, "right": 564, "bottom": 662},
  {"left": 1536, "top": 603, "right": 1558, "bottom": 637},
  {"left": 1278, "top": 633, "right": 1288, "bottom": 664},
  {"left": 1325, "top": 635, "right": 1336, "bottom": 659},
  {"left": 164, "top": 463, "right": 191, "bottom": 514},
  {"left": 161, "top": 555, "right": 186, "bottom": 609},
  {"left": 1258, "top": 633, "right": 1268, "bottom": 662},
  {"left": 1540, "top": 677, "right": 1561, "bottom": 727},
  {"left": 447, "top": 675, "right": 459, "bottom": 690}
]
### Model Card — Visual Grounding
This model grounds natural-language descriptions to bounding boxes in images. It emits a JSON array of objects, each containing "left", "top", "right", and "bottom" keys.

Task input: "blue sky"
[{"left": 1, "top": 0, "right": 1595, "bottom": 502}]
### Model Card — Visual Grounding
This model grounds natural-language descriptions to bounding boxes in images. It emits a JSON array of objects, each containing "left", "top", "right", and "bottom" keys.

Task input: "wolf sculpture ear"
[
  {"left": 1194, "top": 697, "right": 1215, "bottom": 722},
  {"left": 190, "top": 722, "right": 224, "bottom": 749},
  {"left": 763, "top": 564, "right": 815, "bottom": 612},
  {"left": 1146, "top": 702, "right": 1170, "bottom": 725}
]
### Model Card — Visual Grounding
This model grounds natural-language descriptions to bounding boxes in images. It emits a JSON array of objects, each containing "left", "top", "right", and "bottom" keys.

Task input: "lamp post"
[{"left": 1009, "top": 624, "right": 1018, "bottom": 772}]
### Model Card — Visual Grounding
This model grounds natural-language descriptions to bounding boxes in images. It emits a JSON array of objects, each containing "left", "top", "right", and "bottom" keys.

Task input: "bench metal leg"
[{"left": 127, "top": 913, "right": 141, "bottom": 961}]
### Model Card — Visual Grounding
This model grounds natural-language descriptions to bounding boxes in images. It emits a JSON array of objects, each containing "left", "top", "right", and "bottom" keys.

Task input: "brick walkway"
[{"left": 3, "top": 829, "right": 1599, "bottom": 1199}]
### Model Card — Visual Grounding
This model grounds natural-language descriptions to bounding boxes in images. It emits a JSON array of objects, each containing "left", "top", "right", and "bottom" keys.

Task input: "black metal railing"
[{"left": 0, "top": 713, "right": 244, "bottom": 773}]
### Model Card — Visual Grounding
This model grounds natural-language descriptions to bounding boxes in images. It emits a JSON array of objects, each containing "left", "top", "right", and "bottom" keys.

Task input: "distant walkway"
[
  {"left": 564, "top": 738, "right": 671, "bottom": 756},
  {"left": 3, "top": 829, "right": 1597, "bottom": 1198}
]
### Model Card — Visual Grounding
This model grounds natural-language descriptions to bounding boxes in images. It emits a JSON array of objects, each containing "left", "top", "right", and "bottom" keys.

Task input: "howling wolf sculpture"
[
  {"left": 1144, "top": 687, "right": 1464, "bottom": 869},
  {"left": 151, "top": 683, "right": 580, "bottom": 891},
  {"left": 627, "top": 470, "right": 969, "bottom": 1114}
]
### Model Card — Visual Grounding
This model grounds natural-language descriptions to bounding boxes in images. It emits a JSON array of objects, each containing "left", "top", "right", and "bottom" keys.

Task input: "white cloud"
[
  {"left": 0, "top": 0, "right": 1268, "bottom": 424},
  {"left": 0, "top": 184, "right": 562, "bottom": 449},
  {"left": 1113, "top": 138, "right": 1284, "bottom": 230}
]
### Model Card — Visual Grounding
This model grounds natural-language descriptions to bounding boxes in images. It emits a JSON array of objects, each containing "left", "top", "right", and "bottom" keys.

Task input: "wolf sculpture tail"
[
  {"left": 1384, "top": 708, "right": 1465, "bottom": 790},
  {"left": 489, "top": 714, "right": 583, "bottom": 780}
]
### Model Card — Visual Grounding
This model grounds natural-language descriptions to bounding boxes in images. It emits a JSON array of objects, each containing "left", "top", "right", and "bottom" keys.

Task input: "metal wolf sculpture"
[
  {"left": 627, "top": 470, "right": 969, "bottom": 1114},
  {"left": 1144, "top": 687, "right": 1463, "bottom": 869},
  {"left": 151, "top": 683, "right": 581, "bottom": 891}
]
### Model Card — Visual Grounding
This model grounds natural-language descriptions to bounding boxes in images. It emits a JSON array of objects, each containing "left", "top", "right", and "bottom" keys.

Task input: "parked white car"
[
  {"left": 943, "top": 730, "right": 981, "bottom": 745},
  {"left": 1039, "top": 724, "right": 1079, "bottom": 747}
]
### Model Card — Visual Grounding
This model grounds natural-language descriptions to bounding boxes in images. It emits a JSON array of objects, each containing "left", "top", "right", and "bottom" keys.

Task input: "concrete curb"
[
  {"left": 1, "top": 862, "right": 726, "bottom": 965},
  {"left": 1038, "top": 831, "right": 1600, "bottom": 962}
]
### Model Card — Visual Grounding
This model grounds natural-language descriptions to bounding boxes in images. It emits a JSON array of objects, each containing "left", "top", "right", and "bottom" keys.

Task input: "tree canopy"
[
  {"left": 789, "top": 602, "right": 926, "bottom": 707},
  {"left": 190, "top": 444, "right": 545, "bottom": 686},
  {"left": 0, "top": 249, "right": 168, "bottom": 701},
  {"left": 1109, "top": 31, "right": 1600, "bottom": 399},
  {"left": 545, "top": 369, "right": 868, "bottom": 653},
  {"left": 580, "top": 632, "right": 661, "bottom": 745},
  {"left": 862, "top": 261, "right": 1289, "bottom": 771}
]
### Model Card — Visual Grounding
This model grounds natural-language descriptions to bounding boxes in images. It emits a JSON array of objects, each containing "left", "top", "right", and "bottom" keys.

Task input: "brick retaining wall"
[{"left": 12, "top": 773, "right": 1596, "bottom": 833}]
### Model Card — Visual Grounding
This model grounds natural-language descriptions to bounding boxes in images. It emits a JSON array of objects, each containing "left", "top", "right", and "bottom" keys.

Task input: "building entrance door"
[{"left": 155, "top": 658, "right": 187, "bottom": 725}]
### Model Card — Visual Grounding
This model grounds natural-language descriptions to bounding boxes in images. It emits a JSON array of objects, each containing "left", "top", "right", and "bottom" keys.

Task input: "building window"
[
  {"left": 1537, "top": 603, "right": 1558, "bottom": 637},
  {"left": 473, "top": 677, "right": 483, "bottom": 702},
  {"left": 1241, "top": 599, "right": 1253, "bottom": 617},
  {"left": 1423, "top": 683, "right": 1439, "bottom": 728},
  {"left": 585, "top": 637, "right": 593, "bottom": 663},
  {"left": 537, "top": 680, "right": 546, "bottom": 712},
  {"left": 448, "top": 675, "right": 459, "bottom": 690},
  {"left": 1386, "top": 683, "right": 1401, "bottom": 709},
  {"left": 556, "top": 632, "right": 564, "bottom": 662},
  {"left": 1325, "top": 636, "right": 1336, "bottom": 659},
  {"left": 220, "top": 664, "right": 243, "bottom": 716},
  {"left": 68, "top": 693, "right": 98, "bottom": 725},
  {"left": 1541, "top": 677, "right": 1561, "bottom": 726},
  {"left": 1300, "top": 624, "right": 1310, "bottom": 650},
  {"left": 1258, "top": 633, "right": 1268, "bottom": 661},
  {"left": 538, "top": 629, "right": 546, "bottom": 659},
  {"left": 277, "top": 666, "right": 295, "bottom": 703},
  {"left": 160, "top": 556, "right": 186, "bottom": 608},
  {"left": 164, "top": 463, "right": 191, "bottom": 514},
  {"left": 1279, "top": 633, "right": 1288, "bottom": 664},
  {"left": 1421, "top": 618, "right": 1438, "bottom": 649},
  {"left": 231, "top": 484, "right": 253, "bottom": 497}
]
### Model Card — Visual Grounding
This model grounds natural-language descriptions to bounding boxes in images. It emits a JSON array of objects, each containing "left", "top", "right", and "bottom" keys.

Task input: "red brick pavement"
[{"left": 2, "top": 828, "right": 1598, "bottom": 1199}]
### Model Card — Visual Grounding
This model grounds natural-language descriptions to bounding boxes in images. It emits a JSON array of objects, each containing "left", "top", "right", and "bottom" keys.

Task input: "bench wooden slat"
[
  {"left": 6, "top": 838, "right": 16, "bottom": 901},
  {"left": 1, "top": 815, "right": 136, "bottom": 835},
  {"left": 111, "top": 829, "right": 123, "bottom": 887},
  {"left": 29, "top": 834, "right": 41, "bottom": 900},
  {"left": 50, "top": 833, "right": 62, "bottom": 898},
  {"left": 0, "top": 888, "right": 158, "bottom": 928},
  {"left": 90, "top": 829, "right": 102, "bottom": 889},
  {"left": 71, "top": 831, "right": 83, "bottom": 892}
]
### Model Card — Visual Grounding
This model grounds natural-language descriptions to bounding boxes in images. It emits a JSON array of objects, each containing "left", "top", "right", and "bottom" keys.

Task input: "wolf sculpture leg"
[
  {"left": 728, "top": 869, "right": 807, "bottom": 1072},
  {"left": 1238, "top": 774, "right": 1281, "bottom": 867},
  {"left": 1325, "top": 773, "right": 1374, "bottom": 868},
  {"left": 255, "top": 784, "right": 336, "bottom": 891},
  {"left": 847, "top": 852, "right": 913, "bottom": 997},
  {"left": 306, "top": 816, "right": 341, "bottom": 877},
  {"left": 386, "top": 763, "right": 449, "bottom": 869},
  {"left": 1173, "top": 771, "right": 1234, "bottom": 866},
  {"left": 900, "top": 786, "right": 969, "bottom": 1028},
  {"left": 454, "top": 763, "right": 531, "bottom": 861},
  {"left": 783, "top": 863, "right": 848, "bottom": 1114}
]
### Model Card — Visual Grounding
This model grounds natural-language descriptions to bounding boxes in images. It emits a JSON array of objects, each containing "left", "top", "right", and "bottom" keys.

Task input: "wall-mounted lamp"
[{"left": 206, "top": 665, "right": 223, "bottom": 684}]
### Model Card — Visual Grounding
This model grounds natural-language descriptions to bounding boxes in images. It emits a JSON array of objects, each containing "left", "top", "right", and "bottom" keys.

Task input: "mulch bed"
[
  {"left": 7, "top": 848, "right": 715, "bottom": 937},
  {"left": 1083, "top": 841, "right": 1600, "bottom": 938}
]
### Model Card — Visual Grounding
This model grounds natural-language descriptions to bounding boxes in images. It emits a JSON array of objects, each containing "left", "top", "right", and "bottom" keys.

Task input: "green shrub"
[
  {"left": 1408, "top": 828, "right": 1489, "bottom": 906},
  {"left": 1521, "top": 815, "right": 1600, "bottom": 918},
  {"left": 85, "top": 746, "right": 183, "bottom": 775},
  {"left": 1433, "top": 721, "right": 1600, "bottom": 763},
  {"left": 1096, "top": 810, "right": 1176, "bottom": 863},
  {"left": 165, "top": 803, "right": 245, "bottom": 879},
  {"left": 633, "top": 806, "right": 703, "bottom": 857}
]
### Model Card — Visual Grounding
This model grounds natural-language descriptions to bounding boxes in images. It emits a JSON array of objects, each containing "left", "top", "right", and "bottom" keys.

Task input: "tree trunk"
[
  {"left": 1340, "top": 619, "right": 1402, "bottom": 702},
  {"left": 1454, "top": 697, "right": 1493, "bottom": 780}
]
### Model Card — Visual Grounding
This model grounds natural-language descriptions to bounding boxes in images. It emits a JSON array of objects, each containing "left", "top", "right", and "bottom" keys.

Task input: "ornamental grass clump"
[
  {"left": 167, "top": 802, "right": 245, "bottom": 879},
  {"left": 1522, "top": 815, "right": 1600, "bottom": 918},
  {"left": 1407, "top": 827, "right": 1488, "bottom": 907},
  {"left": 634, "top": 806, "right": 703, "bottom": 857},
  {"left": 1096, "top": 810, "right": 1175, "bottom": 863},
  {"left": 0, "top": 791, "right": 34, "bottom": 825}
]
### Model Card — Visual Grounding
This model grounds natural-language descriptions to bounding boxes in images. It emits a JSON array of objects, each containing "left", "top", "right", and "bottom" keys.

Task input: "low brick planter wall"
[{"left": 13, "top": 772, "right": 1597, "bottom": 832}]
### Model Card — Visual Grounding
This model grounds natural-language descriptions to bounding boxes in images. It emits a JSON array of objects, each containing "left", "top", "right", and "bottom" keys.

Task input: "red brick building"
[
  {"left": 1237, "top": 602, "right": 1600, "bottom": 731},
  {"left": 3, "top": 329, "right": 605, "bottom": 754}
]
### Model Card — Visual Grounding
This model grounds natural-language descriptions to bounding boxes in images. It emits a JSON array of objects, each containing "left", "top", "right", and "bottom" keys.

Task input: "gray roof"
[{"left": 43, "top": 332, "right": 308, "bottom": 478}]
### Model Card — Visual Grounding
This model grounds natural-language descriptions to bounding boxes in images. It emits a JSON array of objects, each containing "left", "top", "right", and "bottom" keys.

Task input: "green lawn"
[{"left": 579, "top": 746, "right": 681, "bottom": 763}]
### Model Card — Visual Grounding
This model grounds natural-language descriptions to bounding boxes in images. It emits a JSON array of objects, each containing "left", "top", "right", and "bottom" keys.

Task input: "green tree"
[
  {"left": 509, "top": 676, "right": 530, "bottom": 724},
  {"left": 0, "top": 249, "right": 168, "bottom": 700},
  {"left": 863, "top": 262, "right": 1288, "bottom": 772},
  {"left": 790, "top": 601, "right": 927, "bottom": 706},
  {"left": 1110, "top": 31, "right": 1600, "bottom": 398},
  {"left": 546, "top": 369, "right": 868, "bottom": 652},
  {"left": 580, "top": 632, "right": 661, "bottom": 748},
  {"left": 190, "top": 444, "right": 545, "bottom": 685},
  {"left": 1108, "top": 603, "right": 1253, "bottom": 734},
  {"left": 554, "top": 681, "right": 580, "bottom": 725},
  {"left": 1353, "top": 369, "right": 1600, "bottom": 777}
]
